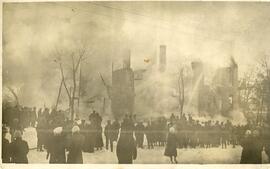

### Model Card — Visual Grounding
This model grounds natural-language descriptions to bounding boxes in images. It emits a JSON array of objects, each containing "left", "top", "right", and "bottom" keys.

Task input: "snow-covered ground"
[{"left": 9, "top": 127, "right": 270, "bottom": 164}]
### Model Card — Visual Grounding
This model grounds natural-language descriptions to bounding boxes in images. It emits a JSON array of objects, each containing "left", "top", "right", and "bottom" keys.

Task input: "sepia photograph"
[{"left": 2, "top": 1, "right": 270, "bottom": 164}]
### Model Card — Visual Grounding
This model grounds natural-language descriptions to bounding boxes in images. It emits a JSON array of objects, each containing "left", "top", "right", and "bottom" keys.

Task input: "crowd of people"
[
  {"left": 165, "top": 113, "right": 270, "bottom": 164},
  {"left": 2, "top": 105, "right": 270, "bottom": 164},
  {"left": 169, "top": 113, "right": 244, "bottom": 149},
  {"left": 2, "top": 105, "right": 37, "bottom": 134}
]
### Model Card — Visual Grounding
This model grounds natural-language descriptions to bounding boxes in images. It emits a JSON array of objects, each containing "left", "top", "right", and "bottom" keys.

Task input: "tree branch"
[
  {"left": 59, "top": 62, "right": 71, "bottom": 100},
  {"left": 75, "top": 49, "right": 85, "bottom": 72},
  {"left": 6, "top": 86, "right": 19, "bottom": 106},
  {"left": 99, "top": 72, "right": 111, "bottom": 99}
]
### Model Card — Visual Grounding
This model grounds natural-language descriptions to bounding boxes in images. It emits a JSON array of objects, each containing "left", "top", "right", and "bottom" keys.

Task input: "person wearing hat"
[
  {"left": 9, "top": 130, "right": 29, "bottom": 163},
  {"left": 164, "top": 127, "right": 178, "bottom": 164},
  {"left": 240, "top": 130, "right": 253, "bottom": 163},
  {"left": 67, "top": 126, "right": 85, "bottom": 163},
  {"left": 251, "top": 129, "right": 263, "bottom": 164},
  {"left": 2, "top": 126, "right": 10, "bottom": 163},
  {"left": 47, "top": 127, "right": 66, "bottom": 163}
]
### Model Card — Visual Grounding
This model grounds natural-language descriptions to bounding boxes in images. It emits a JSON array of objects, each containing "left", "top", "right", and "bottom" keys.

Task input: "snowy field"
[{"left": 8, "top": 127, "right": 270, "bottom": 164}]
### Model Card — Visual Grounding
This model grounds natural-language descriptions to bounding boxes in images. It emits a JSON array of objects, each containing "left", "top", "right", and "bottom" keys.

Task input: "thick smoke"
[{"left": 3, "top": 2, "right": 270, "bottom": 122}]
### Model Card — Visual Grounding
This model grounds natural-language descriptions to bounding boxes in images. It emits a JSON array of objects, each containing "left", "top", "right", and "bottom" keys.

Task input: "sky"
[{"left": 3, "top": 1, "right": 270, "bottom": 107}]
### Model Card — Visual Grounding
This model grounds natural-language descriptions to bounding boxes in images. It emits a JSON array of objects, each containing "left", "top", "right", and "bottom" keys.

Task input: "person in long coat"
[
  {"left": 164, "top": 127, "right": 178, "bottom": 163},
  {"left": 36, "top": 116, "right": 46, "bottom": 152},
  {"left": 67, "top": 126, "right": 85, "bottom": 164},
  {"left": 135, "top": 122, "right": 145, "bottom": 148},
  {"left": 116, "top": 131, "right": 137, "bottom": 164},
  {"left": 104, "top": 120, "right": 113, "bottom": 152},
  {"left": 95, "top": 124, "right": 104, "bottom": 150},
  {"left": 88, "top": 122, "right": 96, "bottom": 153},
  {"left": 10, "top": 118, "right": 23, "bottom": 141},
  {"left": 83, "top": 121, "right": 94, "bottom": 153},
  {"left": 145, "top": 121, "right": 154, "bottom": 149},
  {"left": 264, "top": 126, "right": 270, "bottom": 161},
  {"left": 47, "top": 127, "right": 66, "bottom": 163},
  {"left": 251, "top": 130, "right": 263, "bottom": 164},
  {"left": 2, "top": 126, "right": 10, "bottom": 163},
  {"left": 240, "top": 130, "right": 254, "bottom": 164},
  {"left": 9, "top": 130, "right": 29, "bottom": 163},
  {"left": 112, "top": 120, "right": 120, "bottom": 141},
  {"left": 111, "top": 120, "right": 120, "bottom": 142},
  {"left": 116, "top": 119, "right": 137, "bottom": 164}
]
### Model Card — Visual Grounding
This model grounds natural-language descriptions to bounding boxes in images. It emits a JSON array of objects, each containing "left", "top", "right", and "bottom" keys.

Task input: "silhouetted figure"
[
  {"left": 67, "top": 126, "right": 84, "bottom": 164},
  {"left": 157, "top": 118, "right": 167, "bottom": 146},
  {"left": 116, "top": 131, "right": 137, "bottom": 164},
  {"left": 135, "top": 122, "right": 145, "bottom": 148},
  {"left": 10, "top": 131, "right": 29, "bottom": 163},
  {"left": 251, "top": 129, "right": 263, "bottom": 164},
  {"left": 47, "top": 127, "right": 66, "bottom": 163},
  {"left": 2, "top": 126, "right": 10, "bottom": 163},
  {"left": 164, "top": 127, "right": 178, "bottom": 164},
  {"left": 83, "top": 121, "right": 94, "bottom": 153},
  {"left": 145, "top": 121, "right": 154, "bottom": 149},
  {"left": 10, "top": 118, "right": 23, "bottom": 141},
  {"left": 221, "top": 123, "right": 227, "bottom": 149},
  {"left": 264, "top": 126, "right": 270, "bottom": 161},
  {"left": 121, "top": 115, "right": 135, "bottom": 133},
  {"left": 90, "top": 112, "right": 103, "bottom": 151},
  {"left": 37, "top": 116, "right": 46, "bottom": 152},
  {"left": 95, "top": 124, "right": 104, "bottom": 150},
  {"left": 104, "top": 120, "right": 113, "bottom": 152},
  {"left": 240, "top": 130, "right": 254, "bottom": 164},
  {"left": 111, "top": 120, "right": 120, "bottom": 142}
]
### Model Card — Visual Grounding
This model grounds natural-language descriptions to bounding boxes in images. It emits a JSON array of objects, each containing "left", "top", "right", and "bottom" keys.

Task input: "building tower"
[
  {"left": 123, "top": 49, "right": 131, "bottom": 69},
  {"left": 112, "top": 50, "right": 135, "bottom": 120}
]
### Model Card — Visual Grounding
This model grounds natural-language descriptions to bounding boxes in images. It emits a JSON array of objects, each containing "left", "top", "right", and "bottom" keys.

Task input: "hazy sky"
[{"left": 3, "top": 1, "right": 270, "bottom": 107}]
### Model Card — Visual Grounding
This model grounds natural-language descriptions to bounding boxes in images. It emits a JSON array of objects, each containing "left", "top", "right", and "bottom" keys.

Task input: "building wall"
[
  {"left": 111, "top": 68, "right": 135, "bottom": 119},
  {"left": 212, "top": 61, "right": 239, "bottom": 116},
  {"left": 193, "top": 59, "right": 239, "bottom": 116}
]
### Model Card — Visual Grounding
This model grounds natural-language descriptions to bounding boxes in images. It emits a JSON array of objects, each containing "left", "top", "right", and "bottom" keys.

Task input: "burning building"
[
  {"left": 212, "top": 57, "right": 239, "bottom": 116},
  {"left": 191, "top": 61, "right": 205, "bottom": 115},
  {"left": 192, "top": 57, "right": 239, "bottom": 116},
  {"left": 111, "top": 52, "right": 135, "bottom": 119}
]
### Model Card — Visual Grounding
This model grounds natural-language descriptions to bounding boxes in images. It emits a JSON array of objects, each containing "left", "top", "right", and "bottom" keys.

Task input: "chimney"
[
  {"left": 123, "top": 49, "right": 131, "bottom": 69},
  {"left": 159, "top": 45, "right": 166, "bottom": 72}
]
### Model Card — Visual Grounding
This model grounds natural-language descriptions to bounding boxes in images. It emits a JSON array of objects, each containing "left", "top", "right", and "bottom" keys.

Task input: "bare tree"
[
  {"left": 257, "top": 55, "right": 270, "bottom": 123},
  {"left": 54, "top": 47, "right": 86, "bottom": 120},
  {"left": 99, "top": 72, "right": 111, "bottom": 99},
  {"left": 55, "top": 79, "right": 64, "bottom": 110},
  {"left": 237, "top": 54, "right": 270, "bottom": 125},
  {"left": 239, "top": 67, "right": 256, "bottom": 113},
  {"left": 99, "top": 72, "right": 112, "bottom": 115}
]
